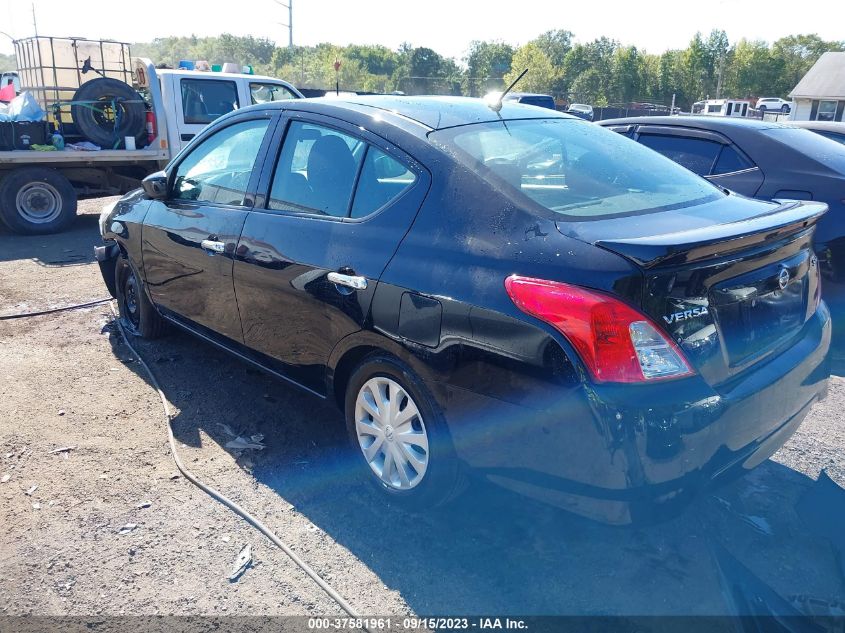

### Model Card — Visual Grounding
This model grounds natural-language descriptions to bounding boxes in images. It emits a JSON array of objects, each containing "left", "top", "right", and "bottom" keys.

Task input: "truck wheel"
[
  {"left": 71, "top": 78, "right": 146, "bottom": 149},
  {"left": 0, "top": 167, "right": 77, "bottom": 235}
]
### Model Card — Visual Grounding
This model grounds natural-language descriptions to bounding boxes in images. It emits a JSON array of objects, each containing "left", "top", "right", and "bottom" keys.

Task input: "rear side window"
[
  {"left": 712, "top": 145, "right": 754, "bottom": 175},
  {"left": 269, "top": 121, "right": 364, "bottom": 217},
  {"left": 172, "top": 119, "right": 269, "bottom": 205},
  {"left": 181, "top": 79, "right": 239, "bottom": 124},
  {"left": 637, "top": 134, "right": 721, "bottom": 176},
  {"left": 250, "top": 82, "right": 298, "bottom": 104},
  {"left": 350, "top": 148, "right": 416, "bottom": 218}
]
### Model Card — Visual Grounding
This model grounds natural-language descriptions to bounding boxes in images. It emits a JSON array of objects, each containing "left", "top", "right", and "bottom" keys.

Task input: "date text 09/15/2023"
[{"left": 307, "top": 617, "right": 529, "bottom": 630}]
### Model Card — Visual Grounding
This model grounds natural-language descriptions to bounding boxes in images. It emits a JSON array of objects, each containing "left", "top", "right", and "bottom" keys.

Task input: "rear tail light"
[{"left": 505, "top": 275, "right": 694, "bottom": 383}]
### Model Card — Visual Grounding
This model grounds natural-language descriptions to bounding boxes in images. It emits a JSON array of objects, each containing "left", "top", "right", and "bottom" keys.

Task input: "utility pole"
[
  {"left": 716, "top": 51, "right": 725, "bottom": 99},
  {"left": 31, "top": 3, "right": 38, "bottom": 37},
  {"left": 273, "top": 0, "right": 293, "bottom": 48}
]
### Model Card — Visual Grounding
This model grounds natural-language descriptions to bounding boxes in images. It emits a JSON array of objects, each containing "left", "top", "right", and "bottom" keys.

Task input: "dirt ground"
[{"left": 1, "top": 200, "right": 844, "bottom": 622}]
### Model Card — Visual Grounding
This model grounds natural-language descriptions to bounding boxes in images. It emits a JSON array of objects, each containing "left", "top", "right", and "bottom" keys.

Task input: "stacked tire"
[{"left": 71, "top": 78, "right": 147, "bottom": 150}]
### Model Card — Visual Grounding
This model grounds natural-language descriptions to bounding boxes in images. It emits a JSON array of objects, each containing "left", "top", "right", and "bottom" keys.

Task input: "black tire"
[
  {"left": 71, "top": 78, "right": 146, "bottom": 149},
  {"left": 781, "top": 104, "right": 789, "bottom": 113},
  {"left": 0, "top": 167, "right": 77, "bottom": 235},
  {"left": 758, "top": 105, "right": 767, "bottom": 114},
  {"left": 344, "top": 354, "right": 463, "bottom": 508},
  {"left": 114, "top": 254, "right": 165, "bottom": 339}
]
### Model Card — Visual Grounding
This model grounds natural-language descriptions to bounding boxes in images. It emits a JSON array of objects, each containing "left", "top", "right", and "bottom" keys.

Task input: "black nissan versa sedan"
[{"left": 95, "top": 96, "right": 831, "bottom": 524}]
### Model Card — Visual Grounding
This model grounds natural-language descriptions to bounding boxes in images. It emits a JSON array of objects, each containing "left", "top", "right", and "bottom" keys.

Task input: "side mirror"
[{"left": 142, "top": 171, "right": 168, "bottom": 199}]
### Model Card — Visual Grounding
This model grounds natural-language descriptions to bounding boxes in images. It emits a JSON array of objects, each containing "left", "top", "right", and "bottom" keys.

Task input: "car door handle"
[
  {"left": 201, "top": 239, "right": 225, "bottom": 254},
  {"left": 327, "top": 272, "right": 368, "bottom": 291}
]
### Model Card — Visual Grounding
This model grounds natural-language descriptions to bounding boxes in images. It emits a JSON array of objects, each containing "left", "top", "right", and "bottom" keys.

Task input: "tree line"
[{"left": 3, "top": 30, "right": 843, "bottom": 108}]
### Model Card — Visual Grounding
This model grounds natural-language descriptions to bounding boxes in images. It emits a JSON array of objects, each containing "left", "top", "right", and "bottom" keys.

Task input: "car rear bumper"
[{"left": 435, "top": 304, "right": 831, "bottom": 524}]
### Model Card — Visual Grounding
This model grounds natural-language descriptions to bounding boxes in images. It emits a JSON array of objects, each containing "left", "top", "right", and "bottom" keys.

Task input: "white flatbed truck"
[{"left": 1, "top": 38, "right": 301, "bottom": 235}]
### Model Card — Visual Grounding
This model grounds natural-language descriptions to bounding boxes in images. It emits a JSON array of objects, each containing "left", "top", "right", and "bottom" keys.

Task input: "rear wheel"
[
  {"left": 344, "top": 354, "right": 463, "bottom": 508},
  {"left": 115, "top": 254, "right": 165, "bottom": 338},
  {"left": 0, "top": 167, "right": 77, "bottom": 234},
  {"left": 781, "top": 104, "right": 789, "bottom": 113}
]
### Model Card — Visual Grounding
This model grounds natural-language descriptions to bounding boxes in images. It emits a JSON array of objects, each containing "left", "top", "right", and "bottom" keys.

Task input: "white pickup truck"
[{"left": 0, "top": 52, "right": 302, "bottom": 235}]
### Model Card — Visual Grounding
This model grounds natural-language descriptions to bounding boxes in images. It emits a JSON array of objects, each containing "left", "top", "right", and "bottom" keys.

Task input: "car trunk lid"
[{"left": 556, "top": 197, "right": 827, "bottom": 386}]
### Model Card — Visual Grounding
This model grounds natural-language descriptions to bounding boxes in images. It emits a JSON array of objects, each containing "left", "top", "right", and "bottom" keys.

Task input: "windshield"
[
  {"left": 762, "top": 127, "right": 845, "bottom": 173},
  {"left": 431, "top": 118, "right": 722, "bottom": 219}
]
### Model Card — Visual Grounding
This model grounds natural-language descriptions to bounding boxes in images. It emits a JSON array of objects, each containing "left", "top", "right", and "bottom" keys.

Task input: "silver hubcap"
[
  {"left": 16, "top": 182, "right": 62, "bottom": 224},
  {"left": 355, "top": 377, "right": 429, "bottom": 490}
]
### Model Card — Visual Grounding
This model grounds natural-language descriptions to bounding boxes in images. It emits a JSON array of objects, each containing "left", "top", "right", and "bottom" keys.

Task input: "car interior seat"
[{"left": 306, "top": 135, "right": 357, "bottom": 216}]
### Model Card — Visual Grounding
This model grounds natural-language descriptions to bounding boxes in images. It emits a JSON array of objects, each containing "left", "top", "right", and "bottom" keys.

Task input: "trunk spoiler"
[{"left": 595, "top": 201, "right": 828, "bottom": 268}]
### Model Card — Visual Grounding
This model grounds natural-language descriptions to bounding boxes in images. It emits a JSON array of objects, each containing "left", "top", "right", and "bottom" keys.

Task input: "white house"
[{"left": 789, "top": 52, "right": 845, "bottom": 122}]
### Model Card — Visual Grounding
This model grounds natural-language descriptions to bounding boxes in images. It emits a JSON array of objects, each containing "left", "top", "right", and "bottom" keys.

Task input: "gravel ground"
[{"left": 0, "top": 199, "right": 843, "bottom": 621}]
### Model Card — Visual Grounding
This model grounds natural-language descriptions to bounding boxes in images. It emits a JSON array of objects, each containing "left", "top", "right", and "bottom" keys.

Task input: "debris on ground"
[
  {"left": 31, "top": 503, "right": 41, "bottom": 510},
  {"left": 224, "top": 435, "right": 265, "bottom": 451},
  {"left": 712, "top": 496, "right": 774, "bottom": 536},
  {"left": 49, "top": 446, "right": 76, "bottom": 455},
  {"left": 228, "top": 544, "right": 253, "bottom": 582},
  {"left": 1, "top": 474, "right": 10, "bottom": 483},
  {"left": 137, "top": 501, "right": 152, "bottom": 509},
  {"left": 24, "top": 484, "right": 38, "bottom": 496},
  {"left": 118, "top": 523, "right": 138, "bottom": 535}
]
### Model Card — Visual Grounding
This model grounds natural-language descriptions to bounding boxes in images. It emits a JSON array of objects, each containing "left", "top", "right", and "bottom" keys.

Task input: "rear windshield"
[
  {"left": 431, "top": 118, "right": 721, "bottom": 219},
  {"left": 761, "top": 127, "right": 845, "bottom": 173}
]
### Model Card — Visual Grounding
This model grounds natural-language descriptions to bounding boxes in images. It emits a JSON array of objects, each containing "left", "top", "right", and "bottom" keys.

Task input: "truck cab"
[{"left": 134, "top": 59, "right": 303, "bottom": 154}]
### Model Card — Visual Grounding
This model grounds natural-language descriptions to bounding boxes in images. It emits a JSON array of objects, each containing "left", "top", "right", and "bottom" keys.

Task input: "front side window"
[
  {"left": 637, "top": 134, "right": 722, "bottom": 176},
  {"left": 172, "top": 119, "right": 270, "bottom": 205},
  {"left": 816, "top": 100, "right": 838, "bottom": 122},
  {"left": 269, "top": 121, "right": 364, "bottom": 217},
  {"left": 181, "top": 79, "right": 239, "bottom": 124},
  {"left": 431, "top": 118, "right": 721, "bottom": 220},
  {"left": 250, "top": 82, "right": 298, "bottom": 105}
]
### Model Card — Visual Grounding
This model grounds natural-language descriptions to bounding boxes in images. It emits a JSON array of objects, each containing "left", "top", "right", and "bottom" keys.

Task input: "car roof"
[
  {"left": 263, "top": 95, "right": 572, "bottom": 131},
  {"left": 597, "top": 115, "right": 789, "bottom": 131},
  {"left": 786, "top": 120, "right": 845, "bottom": 132}
]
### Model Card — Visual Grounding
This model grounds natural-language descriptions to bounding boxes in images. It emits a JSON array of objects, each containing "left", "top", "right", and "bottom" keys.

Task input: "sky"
[{"left": 1, "top": 0, "right": 842, "bottom": 61}]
